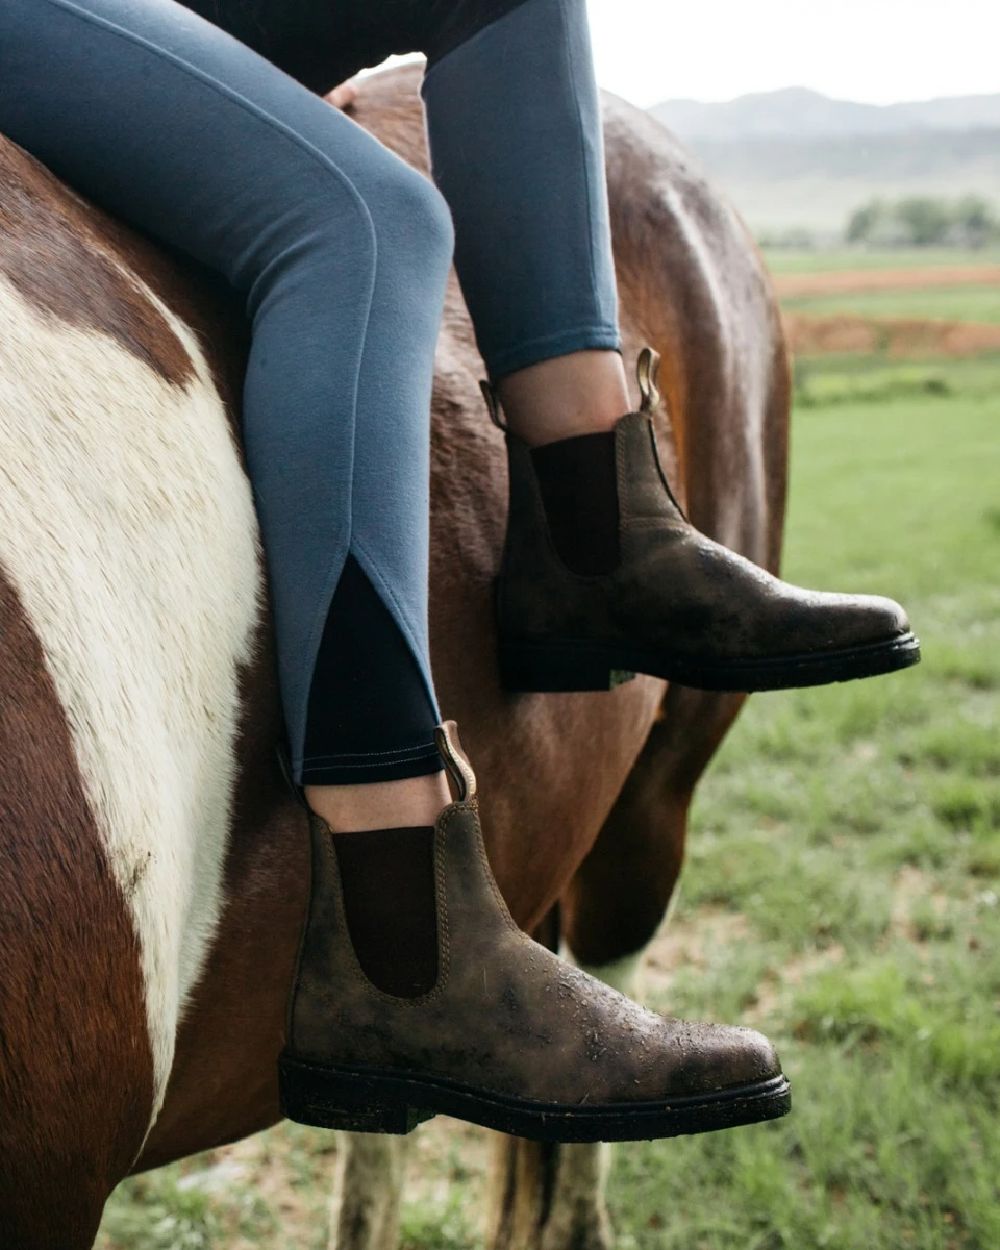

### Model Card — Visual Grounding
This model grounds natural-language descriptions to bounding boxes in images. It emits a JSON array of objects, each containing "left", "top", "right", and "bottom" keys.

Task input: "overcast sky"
[{"left": 585, "top": 0, "right": 999, "bottom": 107}]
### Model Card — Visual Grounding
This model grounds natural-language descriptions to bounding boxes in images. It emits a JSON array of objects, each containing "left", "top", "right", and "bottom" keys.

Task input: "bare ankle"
[
  {"left": 304, "top": 769, "right": 452, "bottom": 833},
  {"left": 495, "top": 348, "right": 630, "bottom": 446}
]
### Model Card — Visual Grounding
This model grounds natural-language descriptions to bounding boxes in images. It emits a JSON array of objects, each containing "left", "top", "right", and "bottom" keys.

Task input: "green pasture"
[
  {"left": 783, "top": 284, "right": 1000, "bottom": 326},
  {"left": 792, "top": 352, "right": 1000, "bottom": 408},
  {"left": 607, "top": 353, "right": 1000, "bottom": 1250},
  {"left": 97, "top": 350, "right": 1000, "bottom": 1248},
  {"left": 763, "top": 247, "right": 1000, "bottom": 275}
]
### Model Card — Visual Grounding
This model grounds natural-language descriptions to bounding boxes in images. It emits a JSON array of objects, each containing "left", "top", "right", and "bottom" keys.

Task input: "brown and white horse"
[{"left": 0, "top": 65, "right": 789, "bottom": 1250}]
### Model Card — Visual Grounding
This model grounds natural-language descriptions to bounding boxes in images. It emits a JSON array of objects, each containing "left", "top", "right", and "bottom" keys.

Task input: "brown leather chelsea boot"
[
  {"left": 277, "top": 722, "right": 790, "bottom": 1143},
  {"left": 487, "top": 347, "right": 920, "bottom": 694}
]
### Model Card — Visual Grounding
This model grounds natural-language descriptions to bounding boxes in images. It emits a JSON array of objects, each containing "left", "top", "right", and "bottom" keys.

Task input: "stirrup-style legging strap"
[{"left": 0, "top": 0, "right": 621, "bottom": 785}]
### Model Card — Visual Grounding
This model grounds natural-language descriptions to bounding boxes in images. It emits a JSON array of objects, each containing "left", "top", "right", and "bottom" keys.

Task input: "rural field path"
[
  {"left": 784, "top": 313, "right": 1000, "bottom": 357},
  {"left": 774, "top": 265, "right": 1000, "bottom": 298}
]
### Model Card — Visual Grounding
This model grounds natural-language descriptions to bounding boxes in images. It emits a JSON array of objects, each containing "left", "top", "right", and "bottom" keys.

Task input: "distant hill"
[
  {"left": 646, "top": 89, "right": 1000, "bottom": 234},
  {"left": 650, "top": 88, "right": 1000, "bottom": 141}
]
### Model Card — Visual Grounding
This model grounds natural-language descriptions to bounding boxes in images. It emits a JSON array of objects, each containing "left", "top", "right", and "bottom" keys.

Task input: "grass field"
[
  {"left": 96, "top": 267, "right": 1000, "bottom": 1250},
  {"left": 606, "top": 353, "right": 1000, "bottom": 1250},
  {"left": 792, "top": 352, "right": 1000, "bottom": 408},
  {"left": 768, "top": 247, "right": 1000, "bottom": 325},
  {"left": 763, "top": 248, "right": 1000, "bottom": 275},
  {"left": 782, "top": 285, "right": 1000, "bottom": 326}
]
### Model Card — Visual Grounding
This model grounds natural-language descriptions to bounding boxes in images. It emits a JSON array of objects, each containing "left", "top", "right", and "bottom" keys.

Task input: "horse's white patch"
[{"left": 0, "top": 273, "right": 263, "bottom": 1127}]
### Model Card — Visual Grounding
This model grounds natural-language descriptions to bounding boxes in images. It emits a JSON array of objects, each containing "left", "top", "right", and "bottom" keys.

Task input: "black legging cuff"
[
  {"left": 299, "top": 743, "right": 445, "bottom": 786},
  {"left": 300, "top": 553, "right": 442, "bottom": 785}
]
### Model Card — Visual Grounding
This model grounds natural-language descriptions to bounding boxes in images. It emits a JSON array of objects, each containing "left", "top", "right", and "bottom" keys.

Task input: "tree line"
[{"left": 846, "top": 195, "right": 1000, "bottom": 248}]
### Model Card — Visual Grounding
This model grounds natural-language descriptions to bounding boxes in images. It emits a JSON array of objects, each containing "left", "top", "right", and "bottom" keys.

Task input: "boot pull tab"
[
  {"left": 434, "top": 720, "right": 478, "bottom": 801},
  {"left": 636, "top": 346, "right": 661, "bottom": 413},
  {"left": 479, "top": 379, "right": 508, "bottom": 431}
]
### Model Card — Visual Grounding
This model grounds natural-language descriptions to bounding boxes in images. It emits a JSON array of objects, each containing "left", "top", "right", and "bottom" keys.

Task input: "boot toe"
[
  {"left": 654, "top": 1020, "right": 783, "bottom": 1100},
  {"left": 765, "top": 589, "right": 912, "bottom": 655},
  {"left": 834, "top": 592, "right": 911, "bottom": 648}
]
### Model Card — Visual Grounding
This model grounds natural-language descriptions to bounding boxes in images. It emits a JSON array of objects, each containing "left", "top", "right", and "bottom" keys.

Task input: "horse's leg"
[
  {"left": 558, "top": 690, "right": 745, "bottom": 1248},
  {"left": 487, "top": 1080, "right": 617, "bottom": 1250},
  {"left": 487, "top": 807, "right": 685, "bottom": 1250},
  {"left": 485, "top": 943, "right": 643, "bottom": 1250},
  {"left": 329, "top": 1134, "right": 408, "bottom": 1250},
  {"left": 484, "top": 909, "right": 617, "bottom": 1250},
  {"left": 486, "top": 688, "right": 745, "bottom": 1250}
]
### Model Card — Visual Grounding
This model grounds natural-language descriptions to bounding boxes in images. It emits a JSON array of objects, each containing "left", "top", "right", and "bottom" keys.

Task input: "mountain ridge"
[
  {"left": 650, "top": 88, "right": 1000, "bottom": 142},
  {"left": 644, "top": 89, "right": 1000, "bottom": 234}
]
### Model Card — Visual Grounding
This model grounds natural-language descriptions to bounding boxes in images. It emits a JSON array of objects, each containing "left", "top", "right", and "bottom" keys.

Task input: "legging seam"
[
  {"left": 558, "top": 0, "right": 602, "bottom": 326},
  {"left": 304, "top": 745, "right": 438, "bottom": 761},
  {"left": 301, "top": 744, "right": 439, "bottom": 766},
  {"left": 299, "top": 759, "right": 445, "bottom": 783},
  {"left": 301, "top": 762, "right": 435, "bottom": 772}
]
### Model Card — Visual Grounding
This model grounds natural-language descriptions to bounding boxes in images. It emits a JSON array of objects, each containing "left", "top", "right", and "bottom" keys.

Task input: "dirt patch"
[
  {"left": 784, "top": 312, "right": 1000, "bottom": 357},
  {"left": 774, "top": 266, "right": 1000, "bottom": 299},
  {"left": 888, "top": 864, "right": 954, "bottom": 946},
  {"left": 641, "top": 905, "right": 848, "bottom": 1024},
  {"left": 642, "top": 906, "right": 752, "bottom": 999},
  {"left": 749, "top": 944, "right": 846, "bottom": 1022}
]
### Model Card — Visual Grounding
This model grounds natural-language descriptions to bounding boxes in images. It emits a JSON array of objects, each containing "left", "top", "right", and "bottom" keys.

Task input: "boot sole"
[
  {"left": 497, "top": 631, "right": 921, "bottom": 694},
  {"left": 278, "top": 1053, "right": 791, "bottom": 1143}
]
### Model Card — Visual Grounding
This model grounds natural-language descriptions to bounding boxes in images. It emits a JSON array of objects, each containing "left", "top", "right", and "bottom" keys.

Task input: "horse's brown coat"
[{"left": 0, "top": 141, "right": 201, "bottom": 388}]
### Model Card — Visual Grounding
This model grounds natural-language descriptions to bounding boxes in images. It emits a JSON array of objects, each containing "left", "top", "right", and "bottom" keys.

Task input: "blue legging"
[{"left": 0, "top": 0, "right": 621, "bottom": 786}]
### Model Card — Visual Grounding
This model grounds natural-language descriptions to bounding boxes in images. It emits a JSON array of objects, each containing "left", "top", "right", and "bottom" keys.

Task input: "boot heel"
[
  {"left": 278, "top": 1054, "right": 433, "bottom": 1135},
  {"left": 498, "top": 638, "right": 635, "bottom": 693}
]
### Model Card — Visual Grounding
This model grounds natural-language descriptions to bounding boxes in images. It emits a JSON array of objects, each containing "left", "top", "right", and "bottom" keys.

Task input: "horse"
[{"left": 0, "top": 63, "right": 788, "bottom": 1250}]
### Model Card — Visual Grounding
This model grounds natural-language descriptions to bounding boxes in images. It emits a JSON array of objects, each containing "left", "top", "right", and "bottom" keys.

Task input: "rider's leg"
[
  {"left": 421, "top": 0, "right": 629, "bottom": 445},
  {"left": 419, "top": 0, "right": 918, "bottom": 689},
  {"left": 1, "top": 0, "right": 454, "bottom": 829}
]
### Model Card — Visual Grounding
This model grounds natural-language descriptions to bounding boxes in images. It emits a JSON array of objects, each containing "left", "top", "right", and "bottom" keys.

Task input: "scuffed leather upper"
[
  {"left": 288, "top": 800, "right": 780, "bottom": 1105},
  {"left": 497, "top": 410, "right": 910, "bottom": 659}
]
